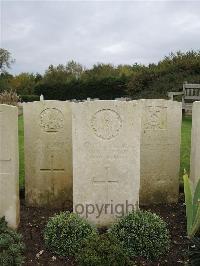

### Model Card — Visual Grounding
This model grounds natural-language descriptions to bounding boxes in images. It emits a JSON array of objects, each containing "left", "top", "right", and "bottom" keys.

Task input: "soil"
[{"left": 18, "top": 193, "right": 189, "bottom": 266}]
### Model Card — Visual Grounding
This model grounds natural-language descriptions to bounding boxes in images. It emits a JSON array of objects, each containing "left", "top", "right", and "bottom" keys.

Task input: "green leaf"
[
  {"left": 183, "top": 172, "right": 193, "bottom": 236},
  {"left": 193, "top": 179, "right": 200, "bottom": 222},
  {"left": 189, "top": 204, "right": 200, "bottom": 238}
]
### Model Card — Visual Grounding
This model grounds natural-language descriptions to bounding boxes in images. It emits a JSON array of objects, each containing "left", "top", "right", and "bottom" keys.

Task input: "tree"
[
  {"left": 84, "top": 63, "right": 117, "bottom": 80},
  {"left": 0, "top": 48, "right": 15, "bottom": 73},
  {"left": 10, "top": 73, "right": 36, "bottom": 95},
  {"left": 0, "top": 72, "right": 13, "bottom": 92},
  {"left": 127, "top": 50, "right": 200, "bottom": 99},
  {"left": 65, "top": 60, "right": 84, "bottom": 79}
]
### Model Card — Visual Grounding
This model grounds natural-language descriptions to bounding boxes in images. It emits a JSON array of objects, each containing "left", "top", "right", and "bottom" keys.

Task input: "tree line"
[{"left": 0, "top": 48, "right": 200, "bottom": 101}]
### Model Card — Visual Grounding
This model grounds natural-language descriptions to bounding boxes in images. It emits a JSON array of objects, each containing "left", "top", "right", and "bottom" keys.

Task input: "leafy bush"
[
  {"left": 183, "top": 172, "right": 200, "bottom": 238},
  {"left": 20, "top": 94, "right": 40, "bottom": 102},
  {"left": 0, "top": 217, "right": 25, "bottom": 266},
  {"left": 189, "top": 237, "right": 200, "bottom": 266},
  {"left": 44, "top": 211, "right": 97, "bottom": 257},
  {"left": 0, "top": 90, "right": 20, "bottom": 106},
  {"left": 75, "top": 233, "right": 133, "bottom": 266},
  {"left": 127, "top": 51, "right": 200, "bottom": 99},
  {"left": 109, "top": 210, "right": 170, "bottom": 260}
]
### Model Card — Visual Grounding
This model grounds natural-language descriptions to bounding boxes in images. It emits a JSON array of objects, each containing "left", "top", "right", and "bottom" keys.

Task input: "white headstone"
[
  {"left": 40, "top": 94, "right": 44, "bottom": 101},
  {"left": 190, "top": 101, "right": 200, "bottom": 188},
  {"left": 24, "top": 101, "right": 72, "bottom": 208},
  {"left": 72, "top": 100, "right": 141, "bottom": 227},
  {"left": 0, "top": 104, "right": 19, "bottom": 228},
  {"left": 140, "top": 99, "right": 182, "bottom": 205}
]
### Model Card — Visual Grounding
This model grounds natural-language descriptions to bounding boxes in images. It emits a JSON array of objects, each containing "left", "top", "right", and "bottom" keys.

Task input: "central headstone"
[
  {"left": 0, "top": 104, "right": 19, "bottom": 228},
  {"left": 24, "top": 101, "right": 72, "bottom": 208},
  {"left": 72, "top": 100, "right": 141, "bottom": 227}
]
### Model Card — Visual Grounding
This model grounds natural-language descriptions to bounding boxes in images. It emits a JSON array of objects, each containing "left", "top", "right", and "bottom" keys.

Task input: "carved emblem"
[
  {"left": 144, "top": 106, "right": 167, "bottom": 130},
  {"left": 91, "top": 109, "right": 122, "bottom": 140},
  {"left": 40, "top": 108, "right": 64, "bottom": 132}
]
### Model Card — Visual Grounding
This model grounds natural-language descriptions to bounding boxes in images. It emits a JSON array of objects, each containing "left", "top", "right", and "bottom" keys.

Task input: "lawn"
[
  {"left": 180, "top": 116, "right": 192, "bottom": 177},
  {"left": 18, "top": 115, "right": 192, "bottom": 189}
]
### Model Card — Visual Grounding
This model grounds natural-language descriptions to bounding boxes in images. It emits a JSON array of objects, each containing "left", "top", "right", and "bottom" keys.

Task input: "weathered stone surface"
[
  {"left": 0, "top": 104, "right": 19, "bottom": 228},
  {"left": 190, "top": 101, "right": 200, "bottom": 188},
  {"left": 72, "top": 100, "right": 141, "bottom": 227},
  {"left": 140, "top": 99, "right": 182, "bottom": 205},
  {"left": 24, "top": 101, "right": 72, "bottom": 208}
]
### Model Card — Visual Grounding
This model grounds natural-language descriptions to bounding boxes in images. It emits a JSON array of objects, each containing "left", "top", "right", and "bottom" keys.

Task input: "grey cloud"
[{"left": 1, "top": 0, "right": 200, "bottom": 74}]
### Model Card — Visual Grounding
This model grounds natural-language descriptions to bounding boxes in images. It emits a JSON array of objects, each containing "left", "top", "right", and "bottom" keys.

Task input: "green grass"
[
  {"left": 18, "top": 115, "right": 24, "bottom": 188},
  {"left": 180, "top": 116, "right": 192, "bottom": 179},
  {"left": 18, "top": 115, "right": 192, "bottom": 189}
]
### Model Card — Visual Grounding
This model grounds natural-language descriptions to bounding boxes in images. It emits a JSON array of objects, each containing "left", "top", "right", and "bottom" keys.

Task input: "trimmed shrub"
[
  {"left": 0, "top": 217, "right": 25, "bottom": 266},
  {"left": 44, "top": 211, "right": 97, "bottom": 257},
  {"left": 75, "top": 233, "right": 133, "bottom": 266},
  {"left": 35, "top": 76, "right": 128, "bottom": 100},
  {"left": 20, "top": 94, "right": 40, "bottom": 102},
  {"left": 109, "top": 210, "right": 170, "bottom": 260}
]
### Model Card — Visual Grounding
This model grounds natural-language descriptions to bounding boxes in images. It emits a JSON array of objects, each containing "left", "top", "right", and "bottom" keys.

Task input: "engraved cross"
[
  {"left": 93, "top": 165, "right": 119, "bottom": 202},
  {"left": 40, "top": 154, "right": 64, "bottom": 177}
]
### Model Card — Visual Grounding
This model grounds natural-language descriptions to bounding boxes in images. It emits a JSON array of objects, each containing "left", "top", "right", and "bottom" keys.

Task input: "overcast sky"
[{"left": 1, "top": 0, "right": 200, "bottom": 75}]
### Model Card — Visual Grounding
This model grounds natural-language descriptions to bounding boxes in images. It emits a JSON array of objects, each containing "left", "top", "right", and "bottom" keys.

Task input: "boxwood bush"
[
  {"left": 109, "top": 210, "right": 170, "bottom": 260},
  {"left": 44, "top": 211, "right": 97, "bottom": 257},
  {"left": 20, "top": 94, "right": 40, "bottom": 102},
  {"left": 0, "top": 217, "right": 25, "bottom": 266},
  {"left": 75, "top": 233, "right": 133, "bottom": 266}
]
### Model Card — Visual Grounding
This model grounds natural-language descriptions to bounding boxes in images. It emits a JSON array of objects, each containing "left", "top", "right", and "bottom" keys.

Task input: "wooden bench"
[{"left": 168, "top": 82, "right": 200, "bottom": 114}]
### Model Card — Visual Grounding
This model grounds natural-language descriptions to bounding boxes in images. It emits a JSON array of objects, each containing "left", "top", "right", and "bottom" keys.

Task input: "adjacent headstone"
[
  {"left": 140, "top": 99, "right": 182, "bottom": 205},
  {"left": 0, "top": 104, "right": 19, "bottom": 228},
  {"left": 190, "top": 101, "right": 200, "bottom": 188},
  {"left": 72, "top": 100, "right": 141, "bottom": 227},
  {"left": 24, "top": 101, "right": 72, "bottom": 208}
]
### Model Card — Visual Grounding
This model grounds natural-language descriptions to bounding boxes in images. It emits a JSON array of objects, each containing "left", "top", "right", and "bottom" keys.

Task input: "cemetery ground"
[{"left": 18, "top": 115, "right": 191, "bottom": 266}]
